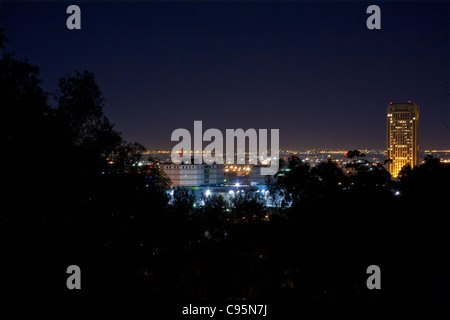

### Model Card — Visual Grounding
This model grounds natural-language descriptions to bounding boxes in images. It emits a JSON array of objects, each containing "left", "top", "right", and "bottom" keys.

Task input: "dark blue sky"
[{"left": 2, "top": 1, "right": 450, "bottom": 150}]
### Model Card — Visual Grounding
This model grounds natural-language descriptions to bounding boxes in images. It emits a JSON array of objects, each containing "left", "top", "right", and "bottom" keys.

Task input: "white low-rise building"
[{"left": 160, "top": 164, "right": 225, "bottom": 187}]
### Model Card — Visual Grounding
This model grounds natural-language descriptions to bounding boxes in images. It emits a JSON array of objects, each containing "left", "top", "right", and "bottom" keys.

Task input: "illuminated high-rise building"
[{"left": 387, "top": 102, "right": 420, "bottom": 178}]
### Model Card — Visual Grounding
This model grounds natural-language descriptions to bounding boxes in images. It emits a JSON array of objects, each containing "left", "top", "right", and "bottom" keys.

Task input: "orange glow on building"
[{"left": 387, "top": 102, "right": 420, "bottom": 178}]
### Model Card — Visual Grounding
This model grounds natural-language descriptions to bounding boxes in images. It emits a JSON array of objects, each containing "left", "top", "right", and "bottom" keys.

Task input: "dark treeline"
[{"left": 2, "top": 28, "right": 450, "bottom": 299}]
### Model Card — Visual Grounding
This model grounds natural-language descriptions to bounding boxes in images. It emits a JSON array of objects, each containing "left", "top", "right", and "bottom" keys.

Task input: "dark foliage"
[{"left": 2, "top": 28, "right": 449, "bottom": 300}]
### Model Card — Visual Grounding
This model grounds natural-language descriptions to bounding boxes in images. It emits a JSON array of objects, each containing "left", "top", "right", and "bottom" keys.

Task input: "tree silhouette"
[
  {"left": 276, "top": 156, "right": 312, "bottom": 207},
  {"left": 346, "top": 149, "right": 366, "bottom": 159},
  {"left": 1, "top": 30, "right": 52, "bottom": 247},
  {"left": 111, "top": 141, "right": 146, "bottom": 174},
  {"left": 229, "top": 191, "right": 265, "bottom": 223},
  {"left": 310, "top": 160, "right": 347, "bottom": 192},
  {"left": 171, "top": 187, "right": 196, "bottom": 216},
  {"left": 53, "top": 70, "right": 122, "bottom": 175},
  {"left": 1, "top": 30, "right": 175, "bottom": 298},
  {"left": 202, "top": 193, "right": 228, "bottom": 216}
]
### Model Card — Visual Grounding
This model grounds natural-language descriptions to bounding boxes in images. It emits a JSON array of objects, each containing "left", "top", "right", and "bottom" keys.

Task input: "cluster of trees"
[
  {"left": 1, "top": 29, "right": 171, "bottom": 298},
  {"left": 262, "top": 152, "right": 450, "bottom": 299},
  {"left": 2, "top": 27, "right": 450, "bottom": 299},
  {"left": 175, "top": 150, "right": 450, "bottom": 299}
]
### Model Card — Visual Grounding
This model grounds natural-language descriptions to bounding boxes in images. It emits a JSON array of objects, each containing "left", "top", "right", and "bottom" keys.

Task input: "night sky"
[{"left": 2, "top": 1, "right": 449, "bottom": 150}]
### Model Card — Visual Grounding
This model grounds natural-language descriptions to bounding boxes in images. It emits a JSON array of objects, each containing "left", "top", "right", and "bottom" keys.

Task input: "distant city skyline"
[{"left": 3, "top": 2, "right": 449, "bottom": 150}]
